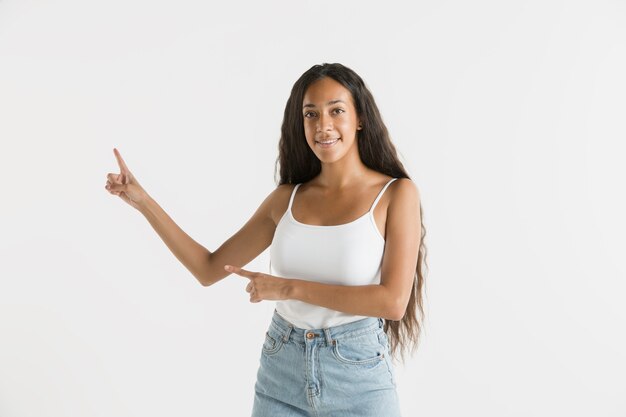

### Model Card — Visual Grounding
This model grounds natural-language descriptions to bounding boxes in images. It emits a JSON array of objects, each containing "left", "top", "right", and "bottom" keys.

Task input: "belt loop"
[
  {"left": 283, "top": 324, "right": 293, "bottom": 342},
  {"left": 323, "top": 328, "right": 334, "bottom": 346}
]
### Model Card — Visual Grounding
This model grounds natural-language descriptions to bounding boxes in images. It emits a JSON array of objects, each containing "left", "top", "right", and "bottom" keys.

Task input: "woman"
[{"left": 105, "top": 62, "right": 427, "bottom": 417}]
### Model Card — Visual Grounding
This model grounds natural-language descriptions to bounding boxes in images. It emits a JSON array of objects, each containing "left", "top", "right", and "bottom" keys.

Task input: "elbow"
[
  {"left": 386, "top": 298, "right": 407, "bottom": 321},
  {"left": 387, "top": 309, "right": 405, "bottom": 322},
  {"left": 381, "top": 285, "right": 409, "bottom": 321},
  {"left": 197, "top": 252, "right": 216, "bottom": 287},
  {"left": 200, "top": 278, "right": 217, "bottom": 287},
  {"left": 197, "top": 273, "right": 215, "bottom": 287},
  {"left": 197, "top": 260, "right": 218, "bottom": 287},
  {"left": 198, "top": 268, "right": 228, "bottom": 287}
]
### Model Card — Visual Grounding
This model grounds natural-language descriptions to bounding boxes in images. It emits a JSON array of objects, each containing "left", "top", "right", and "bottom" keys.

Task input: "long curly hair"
[{"left": 273, "top": 62, "right": 428, "bottom": 364}]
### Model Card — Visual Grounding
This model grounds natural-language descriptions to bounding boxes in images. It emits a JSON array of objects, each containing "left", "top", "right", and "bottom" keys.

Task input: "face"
[{"left": 302, "top": 77, "right": 362, "bottom": 162}]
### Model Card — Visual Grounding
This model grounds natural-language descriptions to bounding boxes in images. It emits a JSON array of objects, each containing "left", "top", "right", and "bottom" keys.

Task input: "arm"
[
  {"left": 139, "top": 185, "right": 282, "bottom": 287},
  {"left": 138, "top": 195, "right": 213, "bottom": 286},
  {"left": 288, "top": 281, "right": 397, "bottom": 320},
  {"left": 288, "top": 179, "right": 421, "bottom": 321}
]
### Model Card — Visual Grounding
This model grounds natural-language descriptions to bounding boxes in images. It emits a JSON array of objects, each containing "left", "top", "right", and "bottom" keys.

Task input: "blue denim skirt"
[{"left": 251, "top": 309, "right": 402, "bottom": 417}]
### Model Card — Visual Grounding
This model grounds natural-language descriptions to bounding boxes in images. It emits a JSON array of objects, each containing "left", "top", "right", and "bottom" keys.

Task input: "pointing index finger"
[
  {"left": 225, "top": 265, "right": 249, "bottom": 277},
  {"left": 113, "top": 148, "right": 130, "bottom": 174}
]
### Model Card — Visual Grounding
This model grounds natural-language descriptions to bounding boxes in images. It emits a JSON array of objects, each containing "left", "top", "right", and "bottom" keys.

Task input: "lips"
[
  {"left": 315, "top": 138, "right": 340, "bottom": 144},
  {"left": 315, "top": 138, "right": 340, "bottom": 148}
]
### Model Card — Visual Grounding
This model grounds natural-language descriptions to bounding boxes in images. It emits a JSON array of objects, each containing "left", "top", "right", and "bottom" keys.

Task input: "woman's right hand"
[{"left": 105, "top": 148, "right": 149, "bottom": 211}]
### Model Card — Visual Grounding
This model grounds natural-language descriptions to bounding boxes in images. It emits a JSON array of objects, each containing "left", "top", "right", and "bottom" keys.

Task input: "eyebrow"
[{"left": 302, "top": 99, "right": 346, "bottom": 109}]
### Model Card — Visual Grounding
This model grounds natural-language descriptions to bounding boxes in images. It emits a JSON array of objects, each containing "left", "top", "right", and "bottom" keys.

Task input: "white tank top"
[{"left": 270, "top": 177, "right": 398, "bottom": 329}]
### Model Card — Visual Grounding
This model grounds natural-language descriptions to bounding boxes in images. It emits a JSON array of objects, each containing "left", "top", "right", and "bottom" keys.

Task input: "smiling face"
[{"left": 302, "top": 76, "right": 362, "bottom": 163}]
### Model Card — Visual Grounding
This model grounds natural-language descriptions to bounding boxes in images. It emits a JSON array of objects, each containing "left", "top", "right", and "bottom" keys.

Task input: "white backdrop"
[{"left": 1, "top": 0, "right": 625, "bottom": 416}]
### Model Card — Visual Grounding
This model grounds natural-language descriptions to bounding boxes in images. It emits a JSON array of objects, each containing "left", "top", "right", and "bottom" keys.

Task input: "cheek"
[
  {"left": 336, "top": 118, "right": 357, "bottom": 132},
  {"left": 339, "top": 112, "right": 357, "bottom": 126},
  {"left": 303, "top": 122, "right": 316, "bottom": 138}
]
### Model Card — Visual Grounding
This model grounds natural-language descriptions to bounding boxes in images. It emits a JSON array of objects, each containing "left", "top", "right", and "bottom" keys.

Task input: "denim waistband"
[{"left": 269, "top": 309, "right": 384, "bottom": 346}]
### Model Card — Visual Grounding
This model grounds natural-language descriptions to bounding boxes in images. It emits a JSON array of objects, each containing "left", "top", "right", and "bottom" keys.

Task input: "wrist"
[
  {"left": 137, "top": 193, "right": 155, "bottom": 214},
  {"left": 286, "top": 278, "right": 303, "bottom": 301}
]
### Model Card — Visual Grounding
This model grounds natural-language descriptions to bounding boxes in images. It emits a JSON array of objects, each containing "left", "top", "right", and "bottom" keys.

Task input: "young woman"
[{"left": 105, "top": 62, "right": 427, "bottom": 417}]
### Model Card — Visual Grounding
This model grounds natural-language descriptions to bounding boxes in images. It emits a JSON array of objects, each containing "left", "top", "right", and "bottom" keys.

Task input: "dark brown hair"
[{"left": 273, "top": 62, "right": 428, "bottom": 365}]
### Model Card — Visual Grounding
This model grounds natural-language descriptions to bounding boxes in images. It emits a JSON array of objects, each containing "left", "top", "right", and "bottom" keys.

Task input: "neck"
[{"left": 315, "top": 152, "right": 372, "bottom": 191}]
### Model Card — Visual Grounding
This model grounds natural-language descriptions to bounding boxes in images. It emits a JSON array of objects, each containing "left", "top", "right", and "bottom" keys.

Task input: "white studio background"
[{"left": 1, "top": 0, "right": 625, "bottom": 416}]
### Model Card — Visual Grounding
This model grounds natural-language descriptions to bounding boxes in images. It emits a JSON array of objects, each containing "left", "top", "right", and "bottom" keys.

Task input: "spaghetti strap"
[
  {"left": 287, "top": 183, "right": 302, "bottom": 211},
  {"left": 368, "top": 178, "right": 398, "bottom": 213}
]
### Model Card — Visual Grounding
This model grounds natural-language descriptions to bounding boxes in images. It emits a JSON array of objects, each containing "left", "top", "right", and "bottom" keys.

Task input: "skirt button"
[{"left": 306, "top": 332, "right": 315, "bottom": 339}]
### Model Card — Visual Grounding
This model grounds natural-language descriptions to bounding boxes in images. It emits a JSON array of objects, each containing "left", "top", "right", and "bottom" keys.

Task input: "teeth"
[{"left": 317, "top": 139, "right": 338, "bottom": 144}]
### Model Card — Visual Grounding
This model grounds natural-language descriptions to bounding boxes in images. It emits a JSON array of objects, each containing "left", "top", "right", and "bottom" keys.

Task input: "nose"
[{"left": 316, "top": 112, "right": 332, "bottom": 132}]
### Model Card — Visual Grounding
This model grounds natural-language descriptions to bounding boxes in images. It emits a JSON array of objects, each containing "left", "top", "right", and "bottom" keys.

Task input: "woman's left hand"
[{"left": 224, "top": 265, "right": 292, "bottom": 303}]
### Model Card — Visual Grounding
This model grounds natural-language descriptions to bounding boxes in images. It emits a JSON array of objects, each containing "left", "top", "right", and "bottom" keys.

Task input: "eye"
[
  {"left": 333, "top": 108, "right": 345, "bottom": 114},
  {"left": 304, "top": 111, "right": 315, "bottom": 118}
]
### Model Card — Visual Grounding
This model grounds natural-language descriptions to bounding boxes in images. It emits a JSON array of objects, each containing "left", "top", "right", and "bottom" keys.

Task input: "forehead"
[{"left": 302, "top": 77, "right": 354, "bottom": 107}]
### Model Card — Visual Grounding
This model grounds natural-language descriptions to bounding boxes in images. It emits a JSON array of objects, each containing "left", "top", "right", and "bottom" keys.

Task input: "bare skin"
[
  {"left": 104, "top": 148, "right": 148, "bottom": 210},
  {"left": 105, "top": 76, "right": 420, "bottom": 320}
]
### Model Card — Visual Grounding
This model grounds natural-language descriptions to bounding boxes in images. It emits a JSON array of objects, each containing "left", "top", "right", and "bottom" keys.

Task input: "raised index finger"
[{"left": 113, "top": 148, "right": 130, "bottom": 174}]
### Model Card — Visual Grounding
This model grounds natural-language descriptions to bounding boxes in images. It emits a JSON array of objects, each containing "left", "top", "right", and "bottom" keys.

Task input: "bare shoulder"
[
  {"left": 391, "top": 177, "right": 419, "bottom": 194},
  {"left": 388, "top": 178, "right": 420, "bottom": 210},
  {"left": 268, "top": 183, "right": 297, "bottom": 226}
]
